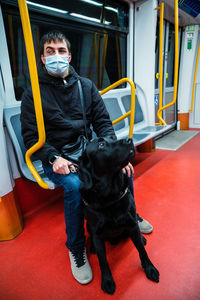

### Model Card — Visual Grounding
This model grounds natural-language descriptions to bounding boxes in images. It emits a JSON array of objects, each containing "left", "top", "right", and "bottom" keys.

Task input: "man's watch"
[{"left": 49, "top": 155, "right": 61, "bottom": 165}]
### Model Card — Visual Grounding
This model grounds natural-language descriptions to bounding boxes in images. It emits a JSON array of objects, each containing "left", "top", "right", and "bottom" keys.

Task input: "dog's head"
[{"left": 79, "top": 137, "right": 135, "bottom": 190}]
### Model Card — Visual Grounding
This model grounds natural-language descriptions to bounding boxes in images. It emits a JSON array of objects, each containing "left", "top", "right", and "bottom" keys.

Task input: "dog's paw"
[
  {"left": 141, "top": 235, "right": 147, "bottom": 246},
  {"left": 101, "top": 277, "right": 116, "bottom": 294},
  {"left": 144, "top": 264, "right": 159, "bottom": 283}
]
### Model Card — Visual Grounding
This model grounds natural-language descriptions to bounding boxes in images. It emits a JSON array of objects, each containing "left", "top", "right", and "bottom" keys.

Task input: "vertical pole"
[
  {"left": 190, "top": 40, "right": 200, "bottom": 112},
  {"left": 158, "top": 2, "right": 164, "bottom": 124},
  {"left": 17, "top": 0, "right": 49, "bottom": 189}
]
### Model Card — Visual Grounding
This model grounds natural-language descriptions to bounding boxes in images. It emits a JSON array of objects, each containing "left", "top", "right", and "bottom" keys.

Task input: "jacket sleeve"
[
  {"left": 91, "top": 82, "right": 116, "bottom": 138},
  {"left": 20, "top": 88, "right": 60, "bottom": 164}
]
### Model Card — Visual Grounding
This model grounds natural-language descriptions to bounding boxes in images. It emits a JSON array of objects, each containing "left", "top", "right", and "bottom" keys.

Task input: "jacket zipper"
[{"left": 63, "top": 79, "right": 67, "bottom": 86}]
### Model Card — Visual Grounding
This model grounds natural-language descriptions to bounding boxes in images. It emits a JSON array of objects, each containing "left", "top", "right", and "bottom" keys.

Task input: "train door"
[
  {"left": 162, "top": 22, "right": 175, "bottom": 124},
  {"left": 154, "top": 20, "right": 178, "bottom": 126},
  {"left": 190, "top": 31, "right": 200, "bottom": 128}
]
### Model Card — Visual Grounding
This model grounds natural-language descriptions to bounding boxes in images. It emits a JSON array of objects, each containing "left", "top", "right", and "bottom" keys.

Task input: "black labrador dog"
[{"left": 78, "top": 137, "right": 159, "bottom": 294}]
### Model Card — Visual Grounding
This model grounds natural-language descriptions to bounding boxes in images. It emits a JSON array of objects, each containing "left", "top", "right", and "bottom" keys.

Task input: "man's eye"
[
  {"left": 47, "top": 50, "right": 54, "bottom": 55},
  {"left": 98, "top": 142, "right": 105, "bottom": 149}
]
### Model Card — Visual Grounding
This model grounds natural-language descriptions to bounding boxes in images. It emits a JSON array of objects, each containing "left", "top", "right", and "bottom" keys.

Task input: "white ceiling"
[
  {"left": 121, "top": 0, "right": 200, "bottom": 26},
  {"left": 163, "top": 0, "right": 200, "bottom": 26}
]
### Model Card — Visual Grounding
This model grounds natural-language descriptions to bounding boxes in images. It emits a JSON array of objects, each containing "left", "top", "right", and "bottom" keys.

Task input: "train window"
[
  {"left": 166, "top": 23, "right": 175, "bottom": 88},
  {"left": 1, "top": 1, "right": 128, "bottom": 100},
  {"left": 155, "top": 20, "right": 175, "bottom": 90},
  {"left": 27, "top": 0, "right": 129, "bottom": 30}
]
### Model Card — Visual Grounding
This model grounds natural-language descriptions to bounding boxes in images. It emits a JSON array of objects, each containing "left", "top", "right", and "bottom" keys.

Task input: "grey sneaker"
[
  {"left": 69, "top": 247, "right": 93, "bottom": 284},
  {"left": 137, "top": 214, "right": 153, "bottom": 234}
]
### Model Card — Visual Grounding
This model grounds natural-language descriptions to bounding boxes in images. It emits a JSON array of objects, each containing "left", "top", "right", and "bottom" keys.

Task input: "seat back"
[
  {"left": 3, "top": 104, "right": 55, "bottom": 189},
  {"left": 121, "top": 94, "right": 144, "bottom": 124},
  {"left": 102, "top": 97, "right": 125, "bottom": 131},
  {"left": 101, "top": 87, "right": 146, "bottom": 139}
]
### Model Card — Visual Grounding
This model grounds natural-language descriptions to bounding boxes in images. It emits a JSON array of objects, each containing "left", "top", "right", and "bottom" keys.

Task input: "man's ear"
[
  {"left": 41, "top": 54, "right": 45, "bottom": 65},
  {"left": 68, "top": 53, "right": 72, "bottom": 63},
  {"left": 79, "top": 151, "right": 93, "bottom": 190}
]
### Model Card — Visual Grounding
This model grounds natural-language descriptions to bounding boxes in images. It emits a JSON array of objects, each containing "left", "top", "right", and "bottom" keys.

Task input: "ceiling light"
[
  {"left": 70, "top": 13, "right": 111, "bottom": 25},
  {"left": 26, "top": 1, "right": 68, "bottom": 14},
  {"left": 105, "top": 6, "right": 118, "bottom": 13},
  {"left": 80, "top": 0, "right": 102, "bottom": 7}
]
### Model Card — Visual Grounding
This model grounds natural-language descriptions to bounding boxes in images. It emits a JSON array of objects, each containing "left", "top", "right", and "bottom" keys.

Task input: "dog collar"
[
  {"left": 82, "top": 187, "right": 129, "bottom": 208},
  {"left": 119, "top": 187, "right": 129, "bottom": 200},
  {"left": 82, "top": 198, "right": 89, "bottom": 206}
]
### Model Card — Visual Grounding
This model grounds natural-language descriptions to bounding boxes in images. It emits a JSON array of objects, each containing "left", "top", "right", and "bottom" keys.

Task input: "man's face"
[{"left": 41, "top": 38, "right": 71, "bottom": 66}]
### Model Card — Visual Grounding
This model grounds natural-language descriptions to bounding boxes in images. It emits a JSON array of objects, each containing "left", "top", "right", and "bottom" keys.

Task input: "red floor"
[{"left": 1, "top": 132, "right": 200, "bottom": 300}]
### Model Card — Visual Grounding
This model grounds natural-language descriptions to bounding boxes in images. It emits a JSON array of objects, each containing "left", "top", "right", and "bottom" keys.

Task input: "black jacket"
[{"left": 20, "top": 66, "right": 115, "bottom": 164}]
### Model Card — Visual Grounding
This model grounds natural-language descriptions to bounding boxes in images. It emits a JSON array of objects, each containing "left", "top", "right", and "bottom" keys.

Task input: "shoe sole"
[
  {"left": 74, "top": 276, "right": 93, "bottom": 285},
  {"left": 139, "top": 226, "right": 153, "bottom": 234}
]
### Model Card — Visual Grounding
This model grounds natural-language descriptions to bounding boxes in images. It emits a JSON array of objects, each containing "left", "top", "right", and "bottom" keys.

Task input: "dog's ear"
[{"left": 79, "top": 151, "right": 93, "bottom": 190}]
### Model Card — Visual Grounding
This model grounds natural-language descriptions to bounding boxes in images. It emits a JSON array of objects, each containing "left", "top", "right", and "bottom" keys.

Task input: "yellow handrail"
[
  {"left": 155, "top": 3, "right": 164, "bottom": 125},
  {"left": 157, "top": 0, "right": 179, "bottom": 125},
  {"left": 115, "top": 34, "right": 122, "bottom": 81},
  {"left": 100, "top": 78, "right": 135, "bottom": 138},
  {"left": 94, "top": 33, "right": 100, "bottom": 89},
  {"left": 100, "top": 33, "right": 108, "bottom": 89},
  {"left": 190, "top": 40, "right": 200, "bottom": 113},
  {"left": 18, "top": 0, "right": 49, "bottom": 189}
]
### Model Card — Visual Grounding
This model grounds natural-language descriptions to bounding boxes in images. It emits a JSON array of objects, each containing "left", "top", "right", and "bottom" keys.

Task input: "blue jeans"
[
  {"left": 43, "top": 163, "right": 85, "bottom": 251},
  {"left": 43, "top": 163, "right": 134, "bottom": 250}
]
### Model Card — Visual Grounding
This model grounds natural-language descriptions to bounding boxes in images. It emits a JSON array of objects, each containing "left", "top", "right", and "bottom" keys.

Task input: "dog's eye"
[{"left": 98, "top": 142, "right": 105, "bottom": 149}]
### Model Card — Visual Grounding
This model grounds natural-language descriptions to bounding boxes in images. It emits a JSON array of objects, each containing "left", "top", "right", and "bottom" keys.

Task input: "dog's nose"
[{"left": 125, "top": 138, "right": 132, "bottom": 144}]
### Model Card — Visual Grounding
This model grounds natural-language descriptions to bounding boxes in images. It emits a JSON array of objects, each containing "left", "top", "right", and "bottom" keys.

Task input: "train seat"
[
  {"left": 3, "top": 104, "right": 55, "bottom": 189},
  {"left": 101, "top": 85, "right": 171, "bottom": 146}
]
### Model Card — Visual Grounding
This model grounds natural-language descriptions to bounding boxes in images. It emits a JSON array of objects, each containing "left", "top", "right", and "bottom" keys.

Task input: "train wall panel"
[
  {"left": 0, "top": 104, "right": 14, "bottom": 197},
  {"left": 194, "top": 84, "right": 200, "bottom": 124},
  {"left": 178, "top": 25, "right": 199, "bottom": 113},
  {"left": 189, "top": 30, "right": 200, "bottom": 128},
  {"left": 0, "top": 7, "right": 16, "bottom": 106},
  {"left": 134, "top": 0, "right": 157, "bottom": 126}
]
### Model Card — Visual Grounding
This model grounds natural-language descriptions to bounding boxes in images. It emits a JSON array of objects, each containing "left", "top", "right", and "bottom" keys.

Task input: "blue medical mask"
[{"left": 44, "top": 54, "right": 69, "bottom": 77}]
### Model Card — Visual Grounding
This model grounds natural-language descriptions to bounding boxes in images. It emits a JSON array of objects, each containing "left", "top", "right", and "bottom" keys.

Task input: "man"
[{"left": 21, "top": 31, "right": 153, "bottom": 285}]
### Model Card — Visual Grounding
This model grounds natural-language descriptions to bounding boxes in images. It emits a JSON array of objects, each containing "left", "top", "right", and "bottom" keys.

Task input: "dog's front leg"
[
  {"left": 131, "top": 228, "right": 159, "bottom": 283},
  {"left": 93, "top": 235, "right": 116, "bottom": 294}
]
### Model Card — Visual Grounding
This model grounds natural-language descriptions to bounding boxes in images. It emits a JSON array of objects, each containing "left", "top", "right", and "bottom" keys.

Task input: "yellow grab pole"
[
  {"left": 100, "top": 78, "right": 135, "bottom": 138},
  {"left": 116, "top": 34, "right": 122, "bottom": 81},
  {"left": 94, "top": 33, "right": 100, "bottom": 89},
  {"left": 157, "top": 0, "right": 179, "bottom": 125},
  {"left": 87, "top": 38, "right": 95, "bottom": 78},
  {"left": 155, "top": 3, "right": 164, "bottom": 124},
  {"left": 159, "top": 2, "right": 164, "bottom": 124},
  {"left": 18, "top": 0, "right": 49, "bottom": 189},
  {"left": 100, "top": 33, "right": 108, "bottom": 89},
  {"left": 190, "top": 40, "right": 200, "bottom": 112}
]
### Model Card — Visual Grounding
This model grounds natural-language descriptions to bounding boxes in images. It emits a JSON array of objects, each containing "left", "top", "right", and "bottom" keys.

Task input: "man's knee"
[{"left": 62, "top": 173, "right": 81, "bottom": 193}]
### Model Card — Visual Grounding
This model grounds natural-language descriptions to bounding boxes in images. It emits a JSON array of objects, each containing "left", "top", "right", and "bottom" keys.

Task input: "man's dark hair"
[{"left": 40, "top": 30, "right": 71, "bottom": 55}]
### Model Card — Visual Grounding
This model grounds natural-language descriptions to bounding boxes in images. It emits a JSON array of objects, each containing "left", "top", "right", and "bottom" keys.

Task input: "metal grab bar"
[
  {"left": 155, "top": 3, "right": 164, "bottom": 125},
  {"left": 100, "top": 78, "right": 135, "bottom": 138},
  {"left": 190, "top": 39, "right": 200, "bottom": 113},
  {"left": 157, "top": 0, "right": 179, "bottom": 125},
  {"left": 18, "top": 0, "right": 49, "bottom": 189}
]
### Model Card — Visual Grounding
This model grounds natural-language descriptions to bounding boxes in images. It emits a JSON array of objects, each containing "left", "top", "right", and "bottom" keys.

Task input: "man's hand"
[
  {"left": 122, "top": 162, "right": 134, "bottom": 177},
  {"left": 52, "top": 157, "right": 77, "bottom": 174}
]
